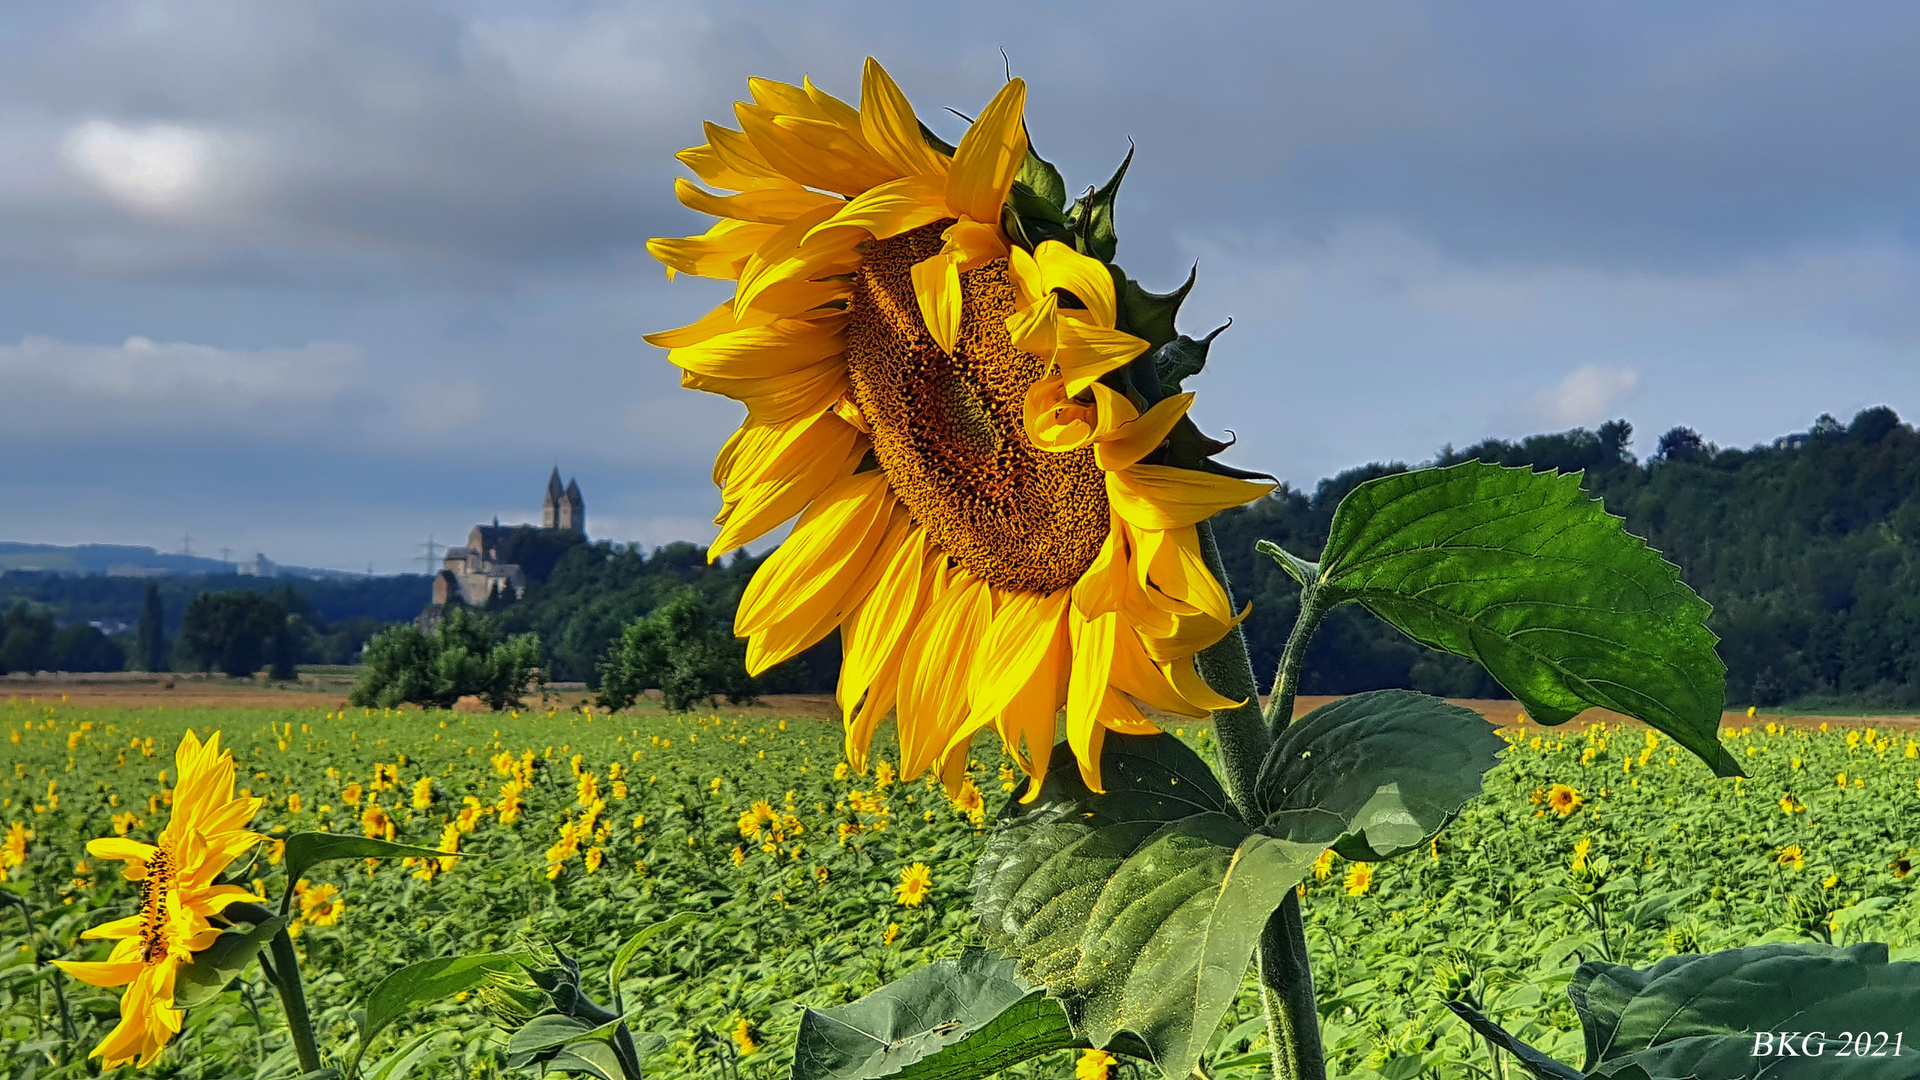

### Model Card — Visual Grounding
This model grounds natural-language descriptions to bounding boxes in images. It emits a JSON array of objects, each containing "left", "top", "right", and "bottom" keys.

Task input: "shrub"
[
  {"left": 350, "top": 607, "right": 545, "bottom": 710},
  {"left": 596, "top": 589, "right": 754, "bottom": 712}
]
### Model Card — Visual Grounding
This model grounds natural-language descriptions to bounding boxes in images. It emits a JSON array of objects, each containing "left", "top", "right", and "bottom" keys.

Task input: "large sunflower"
[
  {"left": 55, "top": 731, "right": 264, "bottom": 1068},
  {"left": 647, "top": 60, "right": 1273, "bottom": 795}
]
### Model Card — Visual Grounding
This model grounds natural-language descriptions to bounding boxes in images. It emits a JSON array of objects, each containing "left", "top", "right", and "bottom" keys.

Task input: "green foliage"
[
  {"left": 136, "top": 580, "right": 166, "bottom": 673},
  {"left": 1214, "top": 409, "right": 1920, "bottom": 710},
  {"left": 596, "top": 589, "right": 754, "bottom": 712},
  {"left": 1266, "top": 462, "right": 1737, "bottom": 776},
  {"left": 1255, "top": 690, "right": 1508, "bottom": 862},
  {"left": 974, "top": 733, "right": 1336, "bottom": 1078},
  {"left": 176, "top": 589, "right": 303, "bottom": 678},
  {"left": 1451, "top": 943, "right": 1920, "bottom": 1078},
  {"left": 351, "top": 953, "right": 533, "bottom": 1078},
  {"left": 792, "top": 947, "right": 1117, "bottom": 1080},
  {"left": 8, "top": 700, "right": 1920, "bottom": 1079},
  {"left": 496, "top": 539, "right": 833, "bottom": 690},
  {"left": 349, "top": 606, "right": 544, "bottom": 710},
  {"left": 172, "top": 915, "right": 289, "bottom": 1010}
]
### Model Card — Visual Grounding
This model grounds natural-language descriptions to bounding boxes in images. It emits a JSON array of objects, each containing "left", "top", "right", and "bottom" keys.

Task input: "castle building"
[
  {"left": 418, "top": 471, "right": 587, "bottom": 627},
  {"left": 543, "top": 468, "right": 585, "bottom": 532}
]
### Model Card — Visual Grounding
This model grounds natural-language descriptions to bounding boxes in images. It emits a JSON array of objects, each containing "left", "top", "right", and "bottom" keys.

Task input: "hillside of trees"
[
  {"left": 9, "top": 407, "right": 1920, "bottom": 711},
  {"left": 1213, "top": 407, "right": 1920, "bottom": 708}
]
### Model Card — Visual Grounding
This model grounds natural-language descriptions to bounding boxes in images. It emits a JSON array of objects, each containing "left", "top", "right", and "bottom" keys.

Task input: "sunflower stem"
[
  {"left": 1263, "top": 582, "right": 1330, "bottom": 735},
  {"left": 1193, "top": 520, "right": 1327, "bottom": 1080},
  {"left": 265, "top": 929, "right": 323, "bottom": 1074},
  {"left": 1191, "top": 520, "right": 1267, "bottom": 817}
]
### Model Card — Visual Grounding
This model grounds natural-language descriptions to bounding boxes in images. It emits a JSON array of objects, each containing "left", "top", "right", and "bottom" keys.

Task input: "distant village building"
[{"left": 418, "top": 469, "right": 586, "bottom": 629}]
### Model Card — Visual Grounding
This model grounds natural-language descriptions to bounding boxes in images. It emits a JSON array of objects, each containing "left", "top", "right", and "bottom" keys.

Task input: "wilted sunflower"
[
  {"left": 54, "top": 731, "right": 264, "bottom": 1068},
  {"left": 647, "top": 59, "right": 1272, "bottom": 794}
]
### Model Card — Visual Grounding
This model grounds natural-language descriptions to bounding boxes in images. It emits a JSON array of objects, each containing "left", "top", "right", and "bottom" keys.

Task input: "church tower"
[
  {"left": 542, "top": 468, "right": 564, "bottom": 529},
  {"left": 561, "top": 478, "right": 585, "bottom": 534}
]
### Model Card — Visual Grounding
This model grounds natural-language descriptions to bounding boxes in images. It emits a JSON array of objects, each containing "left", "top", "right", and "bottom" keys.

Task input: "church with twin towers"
[{"left": 423, "top": 469, "right": 586, "bottom": 620}]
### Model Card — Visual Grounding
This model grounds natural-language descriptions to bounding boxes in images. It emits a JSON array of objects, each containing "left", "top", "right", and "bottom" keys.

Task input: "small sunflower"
[
  {"left": 54, "top": 731, "right": 264, "bottom": 1068},
  {"left": 1343, "top": 862, "right": 1374, "bottom": 897},
  {"left": 894, "top": 861, "right": 933, "bottom": 906},
  {"left": 648, "top": 59, "right": 1271, "bottom": 795},
  {"left": 1546, "top": 783, "right": 1583, "bottom": 816}
]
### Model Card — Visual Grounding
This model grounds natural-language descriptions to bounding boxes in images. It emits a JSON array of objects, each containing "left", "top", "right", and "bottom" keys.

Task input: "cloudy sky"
[{"left": 6, "top": 1, "right": 1918, "bottom": 572}]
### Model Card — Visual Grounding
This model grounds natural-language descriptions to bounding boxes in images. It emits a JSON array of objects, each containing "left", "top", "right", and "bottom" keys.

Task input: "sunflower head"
[{"left": 649, "top": 60, "right": 1273, "bottom": 797}]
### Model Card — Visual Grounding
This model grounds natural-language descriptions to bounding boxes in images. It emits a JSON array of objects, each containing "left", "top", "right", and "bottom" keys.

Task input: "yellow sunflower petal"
[
  {"left": 681, "top": 354, "right": 849, "bottom": 425},
  {"left": 746, "top": 506, "right": 908, "bottom": 674},
  {"left": 1133, "top": 523, "right": 1234, "bottom": 625},
  {"left": 1005, "top": 289, "right": 1059, "bottom": 357},
  {"left": 967, "top": 589, "right": 1071, "bottom": 727},
  {"left": 1065, "top": 609, "right": 1118, "bottom": 792},
  {"left": 713, "top": 420, "right": 865, "bottom": 558},
  {"left": 648, "top": 218, "right": 782, "bottom": 280},
  {"left": 803, "top": 174, "right": 950, "bottom": 246},
  {"left": 860, "top": 58, "right": 948, "bottom": 178},
  {"left": 666, "top": 313, "right": 848, "bottom": 379},
  {"left": 1033, "top": 241, "right": 1117, "bottom": 327},
  {"left": 839, "top": 528, "right": 939, "bottom": 730},
  {"left": 85, "top": 836, "right": 156, "bottom": 866},
  {"left": 1021, "top": 373, "right": 1095, "bottom": 452},
  {"left": 1109, "top": 625, "right": 1208, "bottom": 719},
  {"left": 1162, "top": 655, "right": 1246, "bottom": 711},
  {"left": 1070, "top": 518, "right": 1130, "bottom": 618},
  {"left": 1095, "top": 392, "right": 1193, "bottom": 472},
  {"left": 1107, "top": 466, "right": 1276, "bottom": 530},
  {"left": 673, "top": 177, "right": 840, "bottom": 225},
  {"left": 54, "top": 959, "right": 145, "bottom": 988},
  {"left": 911, "top": 253, "right": 964, "bottom": 355},
  {"left": 896, "top": 576, "right": 994, "bottom": 779},
  {"left": 946, "top": 78, "right": 1027, "bottom": 224},
  {"left": 697, "top": 120, "right": 782, "bottom": 187},
  {"left": 735, "top": 203, "right": 860, "bottom": 317},
  {"left": 645, "top": 280, "right": 852, "bottom": 350},
  {"left": 1057, "top": 320, "right": 1150, "bottom": 396},
  {"left": 737, "top": 104, "right": 896, "bottom": 197},
  {"left": 940, "top": 219, "right": 1009, "bottom": 270},
  {"left": 736, "top": 469, "right": 898, "bottom": 642}
]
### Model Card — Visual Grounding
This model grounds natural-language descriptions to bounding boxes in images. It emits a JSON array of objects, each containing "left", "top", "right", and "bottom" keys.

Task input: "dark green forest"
[
  {"left": 1213, "top": 408, "right": 1920, "bottom": 708},
  {"left": 8, "top": 408, "right": 1920, "bottom": 709}
]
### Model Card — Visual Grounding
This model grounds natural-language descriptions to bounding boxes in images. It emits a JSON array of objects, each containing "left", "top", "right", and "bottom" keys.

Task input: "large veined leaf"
[
  {"left": 1255, "top": 689, "right": 1507, "bottom": 861},
  {"left": 790, "top": 947, "right": 1141, "bottom": 1080},
  {"left": 972, "top": 734, "right": 1321, "bottom": 1079},
  {"left": 1446, "top": 944, "right": 1920, "bottom": 1079},
  {"left": 173, "top": 914, "right": 289, "bottom": 1009},
  {"left": 349, "top": 953, "right": 533, "bottom": 1077},
  {"left": 1263, "top": 461, "right": 1738, "bottom": 777},
  {"left": 1574, "top": 943, "right": 1920, "bottom": 1077},
  {"left": 279, "top": 833, "right": 456, "bottom": 914}
]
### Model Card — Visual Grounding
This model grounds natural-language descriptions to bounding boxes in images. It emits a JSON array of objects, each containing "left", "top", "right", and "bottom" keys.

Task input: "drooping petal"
[
  {"left": 1021, "top": 373, "right": 1095, "bottom": 452},
  {"left": 1095, "top": 392, "right": 1194, "bottom": 472},
  {"left": 85, "top": 837, "right": 157, "bottom": 867},
  {"left": 1107, "top": 466, "right": 1275, "bottom": 530},
  {"left": 1065, "top": 608, "right": 1118, "bottom": 792},
  {"left": 713, "top": 418, "right": 865, "bottom": 558},
  {"left": 967, "top": 589, "right": 1071, "bottom": 727},
  {"left": 1162, "top": 655, "right": 1246, "bottom": 712},
  {"left": 910, "top": 253, "right": 964, "bottom": 355},
  {"left": 746, "top": 505, "right": 909, "bottom": 674},
  {"left": 53, "top": 958, "right": 145, "bottom": 988},
  {"left": 803, "top": 174, "right": 950, "bottom": 246},
  {"left": 946, "top": 78, "right": 1028, "bottom": 223},
  {"left": 1056, "top": 320, "right": 1150, "bottom": 396},
  {"left": 1033, "top": 240, "right": 1118, "bottom": 327}
]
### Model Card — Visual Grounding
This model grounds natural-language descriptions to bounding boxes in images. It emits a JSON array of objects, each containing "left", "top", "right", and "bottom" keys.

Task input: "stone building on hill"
[{"left": 418, "top": 470, "right": 586, "bottom": 628}]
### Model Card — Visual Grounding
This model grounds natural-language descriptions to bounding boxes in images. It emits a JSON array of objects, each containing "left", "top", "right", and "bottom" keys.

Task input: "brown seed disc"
[{"left": 844, "top": 220, "right": 1109, "bottom": 594}]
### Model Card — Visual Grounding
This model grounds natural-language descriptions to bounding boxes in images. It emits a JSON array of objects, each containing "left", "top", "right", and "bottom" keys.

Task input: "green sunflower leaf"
[
  {"left": 278, "top": 833, "right": 462, "bottom": 915},
  {"left": 1570, "top": 943, "right": 1920, "bottom": 1078},
  {"left": 789, "top": 946, "right": 1140, "bottom": 1080},
  {"left": 174, "top": 913, "right": 289, "bottom": 1010},
  {"left": 1255, "top": 689, "right": 1507, "bottom": 862},
  {"left": 1275, "top": 460, "right": 1737, "bottom": 777},
  {"left": 349, "top": 952, "right": 534, "bottom": 1078},
  {"left": 972, "top": 734, "right": 1322, "bottom": 1080}
]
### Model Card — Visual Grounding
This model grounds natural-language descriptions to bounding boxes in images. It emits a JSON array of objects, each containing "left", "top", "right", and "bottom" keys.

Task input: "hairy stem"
[
  {"left": 1263, "top": 583, "right": 1330, "bottom": 735},
  {"left": 1192, "top": 521, "right": 1326, "bottom": 1080}
]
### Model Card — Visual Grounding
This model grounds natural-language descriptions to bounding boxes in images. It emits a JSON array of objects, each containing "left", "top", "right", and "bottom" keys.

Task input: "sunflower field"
[{"left": 3, "top": 694, "right": 1918, "bottom": 1079}]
